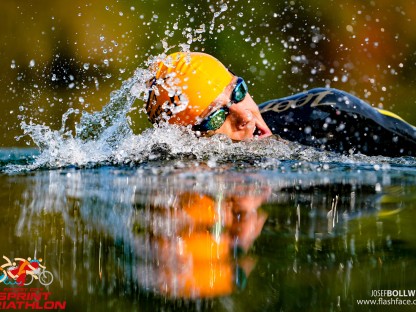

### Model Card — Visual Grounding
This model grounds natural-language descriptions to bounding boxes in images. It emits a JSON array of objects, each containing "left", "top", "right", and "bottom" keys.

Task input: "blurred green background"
[{"left": 2, "top": 0, "right": 416, "bottom": 147}]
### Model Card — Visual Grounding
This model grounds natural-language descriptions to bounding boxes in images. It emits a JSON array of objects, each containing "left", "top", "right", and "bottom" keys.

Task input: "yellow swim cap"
[{"left": 146, "top": 52, "right": 233, "bottom": 126}]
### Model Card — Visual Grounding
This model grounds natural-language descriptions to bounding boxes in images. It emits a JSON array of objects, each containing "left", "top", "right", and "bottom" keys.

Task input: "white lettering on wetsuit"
[{"left": 260, "top": 90, "right": 336, "bottom": 113}]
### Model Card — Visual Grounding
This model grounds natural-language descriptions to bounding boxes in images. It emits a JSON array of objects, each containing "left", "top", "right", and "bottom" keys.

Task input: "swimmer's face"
[{"left": 196, "top": 76, "right": 272, "bottom": 141}]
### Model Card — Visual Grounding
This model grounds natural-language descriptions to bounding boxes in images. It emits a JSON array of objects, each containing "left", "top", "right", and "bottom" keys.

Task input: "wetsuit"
[{"left": 259, "top": 88, "right": 416, "bottom": 157}]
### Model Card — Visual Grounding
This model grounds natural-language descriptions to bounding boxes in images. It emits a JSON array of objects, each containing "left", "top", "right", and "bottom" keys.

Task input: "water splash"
[
  {"left": 9, "top": 112, "right": 416, "bottom": 173},
  {"left": 14, "top": 60, "right": 153, "bottom": 170}
]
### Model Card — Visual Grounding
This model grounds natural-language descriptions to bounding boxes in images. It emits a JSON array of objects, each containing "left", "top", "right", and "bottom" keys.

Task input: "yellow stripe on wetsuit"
[{"left": 376, "top": 108, "right": 406, "bottom": 123}]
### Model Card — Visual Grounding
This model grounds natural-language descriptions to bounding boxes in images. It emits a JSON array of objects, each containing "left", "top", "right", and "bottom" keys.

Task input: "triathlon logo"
[{"left": 0, "top": 256, "right": 53, "bottom": 286}]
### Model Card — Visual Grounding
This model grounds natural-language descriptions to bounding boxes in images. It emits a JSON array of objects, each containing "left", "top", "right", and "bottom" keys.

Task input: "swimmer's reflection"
[
  {"left": 14, "top": 170, "right": 271, "bottom": 300},
  {"left": 133, "top": 189, "right": 270, "bottom": 299}
]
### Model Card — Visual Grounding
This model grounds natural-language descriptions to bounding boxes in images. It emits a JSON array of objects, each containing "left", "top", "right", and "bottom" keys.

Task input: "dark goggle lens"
[
  {"left": 231, "top": 77, "right": 248, "bottom": 103},
  {"left": 196, "top": 108, "right": 228, "bottom": 131},
  {"left": 194, "top": 77, "right": 247, "bottom": 132}
]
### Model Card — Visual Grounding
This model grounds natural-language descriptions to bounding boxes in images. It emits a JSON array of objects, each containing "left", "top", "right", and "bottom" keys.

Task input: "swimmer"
[
  {"left": 146, "top": 52, "right": 416, "bottom": 157},
  {"left": 146, "top": 51, "right": 272, "bottom": 141}
]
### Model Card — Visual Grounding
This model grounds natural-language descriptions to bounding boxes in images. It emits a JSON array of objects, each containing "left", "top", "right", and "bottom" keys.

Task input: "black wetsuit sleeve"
[{"left": 259, "top": 88, "right": 416, "bottom": 157}]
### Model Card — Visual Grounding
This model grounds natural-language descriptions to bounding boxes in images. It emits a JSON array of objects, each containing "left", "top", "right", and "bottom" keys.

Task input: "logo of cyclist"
[{"left": 0, "top": 256, "right": 53, "bottom": 286}]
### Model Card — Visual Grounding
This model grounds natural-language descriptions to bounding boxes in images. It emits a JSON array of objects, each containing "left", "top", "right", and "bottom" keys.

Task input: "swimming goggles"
[{"left": 193, "top": 77, "right": 248, "bottom": 132}]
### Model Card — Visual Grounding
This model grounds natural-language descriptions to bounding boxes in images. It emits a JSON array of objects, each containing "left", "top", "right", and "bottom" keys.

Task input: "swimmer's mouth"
[
  {"left": 253, "top": 127, "right": 262, "bottom": 137},
  {"left": 253, "top": 122, "right": 272, "bottom": 139}
]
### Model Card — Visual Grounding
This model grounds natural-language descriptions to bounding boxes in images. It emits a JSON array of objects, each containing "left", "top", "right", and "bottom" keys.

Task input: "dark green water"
[{"left": 1, "top": 149, "right": 416, "bottom": 311}]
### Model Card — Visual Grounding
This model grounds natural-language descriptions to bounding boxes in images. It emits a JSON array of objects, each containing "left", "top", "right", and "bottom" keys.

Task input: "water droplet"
[
  {"left": 100, "top": 35, "right": 105, "bottom": 41},
  {"left": 83, "top": 63, "right": 90, "bottom": 70},
  {"left": 29, "top": 60, "right": 35, "bottom": 67}
]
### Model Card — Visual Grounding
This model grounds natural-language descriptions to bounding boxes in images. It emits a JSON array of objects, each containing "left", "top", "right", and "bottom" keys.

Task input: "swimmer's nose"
[{"left": 229, "top": 105, "right": 253, "bottom": 129}]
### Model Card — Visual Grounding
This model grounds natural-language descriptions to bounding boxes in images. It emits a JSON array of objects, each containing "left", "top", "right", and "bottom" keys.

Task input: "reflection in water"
[
  {"left": 11, "top": 168, "right": 271, "bottom": 302},
  {"left": 133, "top": 190, "right": 268, "bottom": 298},
  {"left": 3, "top": 164, "right": 416, "bottom": 311}
]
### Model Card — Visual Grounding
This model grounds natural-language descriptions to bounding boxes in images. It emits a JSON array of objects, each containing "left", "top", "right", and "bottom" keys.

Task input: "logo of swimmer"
[{"left": 0, "top": 256, "right": 53, "bottom": 286}]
